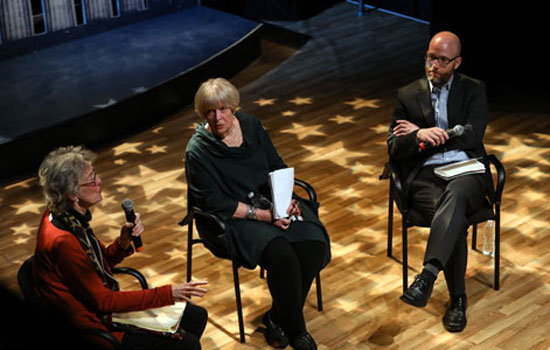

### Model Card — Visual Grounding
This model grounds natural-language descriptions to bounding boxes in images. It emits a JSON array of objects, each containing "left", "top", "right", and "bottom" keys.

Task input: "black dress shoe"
[
  {"left": 289, "top": 332, "right": 317, "bottom": 350},
  {"left": 263, "top": 311, "right": 289, "bottom": 348},
  {"left": 400, "top": 272, "right": 435, "bottom": 307},
  {"left": 443, "top": 293, "right": 467, "bottom": 332}
]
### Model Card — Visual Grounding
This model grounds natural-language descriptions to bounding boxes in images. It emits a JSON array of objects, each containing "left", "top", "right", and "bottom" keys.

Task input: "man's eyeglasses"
[
  {"left": 425, "top": 54, "right": 460, "bottom": 67},
  {"left": 80, "top": 171, "right": 100, "bottom": 187}
]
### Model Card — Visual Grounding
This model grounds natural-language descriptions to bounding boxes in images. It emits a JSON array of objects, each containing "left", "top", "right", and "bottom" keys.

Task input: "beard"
[{"left": 426, "top": 64, "right": 451, "bottom": 88}]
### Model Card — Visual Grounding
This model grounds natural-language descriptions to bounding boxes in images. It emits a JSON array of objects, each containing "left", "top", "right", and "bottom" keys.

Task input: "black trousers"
[
  {"left": 121, "top": 303, "right": 208, "bottom": 350},
  {"left": 259, "top": 235, "right": 325, "bottom": 337},
  {"left": 410, "top": 165, "right": 486, "bottom": 296}
]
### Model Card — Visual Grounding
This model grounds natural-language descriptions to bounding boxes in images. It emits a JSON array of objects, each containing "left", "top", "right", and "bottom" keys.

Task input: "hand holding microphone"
[
  {"left": 418, "top": 124, "right": 465, "bottom": 150},
  {"left": 121, "top": 199, "right": 144, "bottom": 252}
]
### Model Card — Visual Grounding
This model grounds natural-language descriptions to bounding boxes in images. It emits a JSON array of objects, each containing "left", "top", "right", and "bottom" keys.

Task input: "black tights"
[{"left": 259, "top": 237, "right": 325, "bottom": 337}]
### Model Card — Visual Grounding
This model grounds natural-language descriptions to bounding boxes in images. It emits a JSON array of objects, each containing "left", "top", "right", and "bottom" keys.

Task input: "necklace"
[{"left": 222, "top": 116, "right": 243, "bottom": 147}]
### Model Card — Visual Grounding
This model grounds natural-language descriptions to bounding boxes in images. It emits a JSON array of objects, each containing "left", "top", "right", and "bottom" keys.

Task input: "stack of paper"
[
  {"left": 434, "top": 159, "right": 486, "bottom": 180},
  {"left": 112, "top": 302, "right": 187, "bottom": 334},
  {"left": 268, "top": 168, "right": 294, "bottom": 219}
]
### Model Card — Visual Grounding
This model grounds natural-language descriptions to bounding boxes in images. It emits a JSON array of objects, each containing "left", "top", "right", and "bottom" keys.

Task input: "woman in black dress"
[{"left": 185, "top": 78, "right": 330, "bottom": 350}]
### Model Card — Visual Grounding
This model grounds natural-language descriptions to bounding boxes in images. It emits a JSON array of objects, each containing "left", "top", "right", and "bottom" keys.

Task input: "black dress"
[{"left": 185, "top": 112, "right": 330, "bottom": 269}]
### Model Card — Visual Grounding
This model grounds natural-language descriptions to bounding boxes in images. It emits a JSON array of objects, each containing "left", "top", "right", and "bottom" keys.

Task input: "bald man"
[{"left": 387, "top": 31, "right": 494, "bottom": 332}]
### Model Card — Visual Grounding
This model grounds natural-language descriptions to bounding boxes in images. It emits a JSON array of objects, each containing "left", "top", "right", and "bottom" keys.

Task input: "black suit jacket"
[{"left": 387, "top": 73, "right": 493, "bottom": 199}]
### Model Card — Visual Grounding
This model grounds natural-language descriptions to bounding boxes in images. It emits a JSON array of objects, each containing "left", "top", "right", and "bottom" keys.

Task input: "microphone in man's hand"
[
  {"left": 121, "top": 199, "right": 143, "bottom": 252},
  {"left": 419, "top": 124, "right": 465, "bottom": 150}
]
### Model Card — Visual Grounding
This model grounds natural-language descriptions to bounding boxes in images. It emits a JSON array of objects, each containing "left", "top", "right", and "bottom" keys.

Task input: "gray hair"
[{"left": 38, "top": 145, "right": 96, "bottom": 212}]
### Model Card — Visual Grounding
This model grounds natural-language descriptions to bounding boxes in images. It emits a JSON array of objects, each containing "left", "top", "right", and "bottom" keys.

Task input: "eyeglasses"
[
  {"left": 80, "top": 171, "right": 100, "bottom": 187},
  {"left": 425, "top": 54, "right": 460, "bottom": 67}
]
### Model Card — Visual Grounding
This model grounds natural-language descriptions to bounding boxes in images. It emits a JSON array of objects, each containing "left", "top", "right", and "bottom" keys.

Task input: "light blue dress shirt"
[{"left": 423, "top": 75, "right": 469, "bottom": 167}]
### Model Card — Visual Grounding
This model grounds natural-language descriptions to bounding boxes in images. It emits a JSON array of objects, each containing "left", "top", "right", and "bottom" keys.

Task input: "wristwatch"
[{"left": 246, "top": 205, "right": 258, "bottom": 220}]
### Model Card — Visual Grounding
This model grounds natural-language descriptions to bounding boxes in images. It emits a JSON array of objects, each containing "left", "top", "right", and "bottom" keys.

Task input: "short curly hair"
[
  {"left": 38, "top": 145, "right": 96, "bottom": 212},
  {"left": 194, "top": 78, "right": 240, "bottom": 118}
]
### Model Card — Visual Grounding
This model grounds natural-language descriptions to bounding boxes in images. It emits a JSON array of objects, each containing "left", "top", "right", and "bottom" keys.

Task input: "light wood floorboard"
[{"left": 1, "top": 3, "right": 548, "bottom": 349}]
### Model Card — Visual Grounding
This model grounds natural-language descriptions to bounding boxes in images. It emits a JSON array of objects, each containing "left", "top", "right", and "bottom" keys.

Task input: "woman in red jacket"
[{"left": 33, "top": 145, "right": 208, "bottom": 349}]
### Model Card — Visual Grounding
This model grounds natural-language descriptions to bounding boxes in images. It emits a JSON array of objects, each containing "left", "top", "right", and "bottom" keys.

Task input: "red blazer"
[{"left": 32, "top": 210, "right": 174, "bottom": 344}]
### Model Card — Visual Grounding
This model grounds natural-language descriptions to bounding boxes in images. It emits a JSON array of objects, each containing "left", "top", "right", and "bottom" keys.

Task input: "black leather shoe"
[
  {"left": 443, "top": 293, "right": 467, "bottom": 332},
  {"left": 399, "top": 273, "right": 434, "bottom": 307},
  {"left": 289, "top": 332, "right": 317, "bottom": 350},
  {"left": 263, "top": 311, "right": 289, "bottom": 348}
]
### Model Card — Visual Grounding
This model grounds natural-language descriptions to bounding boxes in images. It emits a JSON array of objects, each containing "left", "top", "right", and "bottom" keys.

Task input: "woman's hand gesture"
[{"left": 172, "top": 280, "right": 208, "bottom": 303}]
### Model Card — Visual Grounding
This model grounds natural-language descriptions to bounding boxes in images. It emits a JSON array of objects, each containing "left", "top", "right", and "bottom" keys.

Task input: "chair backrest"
[
  {"left": 184, "top": 158, "right": 232, "bottom": 260},
  {"left": 383, "top": 153, "right": 506, "bottom": 228},
  {"left": 17, "top": 256, "right": 40, "bottom": 306}
]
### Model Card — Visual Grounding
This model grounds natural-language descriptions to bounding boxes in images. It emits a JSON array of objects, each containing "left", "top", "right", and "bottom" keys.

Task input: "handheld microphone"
[
  {"left": 121, "top": 198, "right": 143, "bottom": 252},
  {"left": 419, "top": 124, "right": 465, "bottom": 150}
]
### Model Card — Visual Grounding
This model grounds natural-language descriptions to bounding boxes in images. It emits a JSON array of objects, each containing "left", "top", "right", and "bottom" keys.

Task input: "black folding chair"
[
  {"left": 179, "top": 178, "right": 323, "bottom": 343},
  {"left": 18, "top": 256, "right": 149, "bottom": 348},
  {"left": 380, "top": 154, "right": 506, "bottom": 292}
]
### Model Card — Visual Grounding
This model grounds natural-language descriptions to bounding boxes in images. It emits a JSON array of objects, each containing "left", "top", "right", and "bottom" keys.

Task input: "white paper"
[
  {"left": 269, "top": 168, "right": 294, "bottom": 219},
  {"left": 434, "top": 159, "right": 486, "bottom": 180},
  {"left": 112, "top": 302, "right": 187, "bottom": 334}
]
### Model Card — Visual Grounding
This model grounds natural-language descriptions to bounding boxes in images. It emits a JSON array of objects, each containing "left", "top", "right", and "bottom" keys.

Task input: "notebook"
[
  {"left": 434, "top": 159, "right": 486, "bottom": 180},
  {"left": 112, "top": 302, "right": 187, "bottom": 334}
]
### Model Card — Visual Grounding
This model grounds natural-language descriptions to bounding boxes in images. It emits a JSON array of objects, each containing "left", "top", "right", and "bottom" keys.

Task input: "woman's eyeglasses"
[{"left": 80, "top": 171, "right": 100, "bottom": 187}]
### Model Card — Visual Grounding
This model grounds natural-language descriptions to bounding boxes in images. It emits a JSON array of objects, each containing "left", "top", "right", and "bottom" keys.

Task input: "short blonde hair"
[
  {"left": 194, "top": 78, "right": 240, "bottom": 118},
  {"left": 38, "top": 145, "right": 96, "bottom": 212}
]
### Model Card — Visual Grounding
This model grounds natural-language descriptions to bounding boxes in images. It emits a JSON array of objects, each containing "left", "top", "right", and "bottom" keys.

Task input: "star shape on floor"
[
  {"left": 289, "top": 97, "right": 312, "bottom": 105},
  {"left": 10, "top": 222, "right": 35, "bottom": 236},
  {"left": 330, "top": 114, "right": 355, "bottom": 124},
  {"left": 112, "top": 142, "right": 143, "bottom": 157},
  {"left": 370, "top": 123, "right": 389, "bottom": 134},
  {"left": 513, "top": 165, "right": 548, "bottom": 180},
  {"left": 486, "top": 134, "right": 549, "bottom": 164},
  {"left": 146, "top": 145, "right": 168, "bottom": 154},
  {"left": 136, "top": 165, "right": 185, "bottom": 201},
  {"left": 116, "top": 186, "right": 130, "bottom": 194},
  {"left": 302, "top": 142, "right": 370, "bottom": 167},
  {"left": 344, "top": 97, "right": 380, "bottom": 110},
  {"left": 14, "top": 236, "right": 32, "bottom": 245},
  {"left": 165, "top": 248, "right": 186, "bottom": 260},
  {"left": 10, "top": 199, "right": 44, "bottom": 215},
  {"left": 3, "top": 177, "right": 37, "bottom": 190},
  {"left": 349, "top": 161, "right": 378, "bottom": 175},
  {"left": 282, "top": 110, "right": 296, "bottom": 117},
  {"left": 521, "top": 187, "right": 547, "bottom": 202},
  {"left": 254, "top": 98, "right": 276, "bottom": 106},
  {"left": 281, "top": 122, "right": 326, "bottom": 140},
  {"left": 334, "top": 187, "right": 363, "bottom": 199}
]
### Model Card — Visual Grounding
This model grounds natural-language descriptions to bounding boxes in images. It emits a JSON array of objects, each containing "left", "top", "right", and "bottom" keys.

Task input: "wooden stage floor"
[{"left": 0, "top": 2, "right": 548, "bottom": 349}]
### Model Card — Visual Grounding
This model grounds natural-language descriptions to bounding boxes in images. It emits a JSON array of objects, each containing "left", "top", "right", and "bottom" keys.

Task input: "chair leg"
[
  {"left": 494, "top": 208, "right": 501, "bottom": 290},
  {"left": 232, "top": 260, "right": 245, "bottom": 343},
  {"left": 402, "top": 215, "right": 408, "bottom": 293},
  {"left": 187, "top": 222, "right": 193, "bottom": 283},
  {"left": 387, "top": 181, "right": 394, "bottom": 257},
  {"left": 315, "top": 273, "right": 323, "bottom": 311},
  {"left": 472, "top": 224, "right": 477, "bottom": 250}
]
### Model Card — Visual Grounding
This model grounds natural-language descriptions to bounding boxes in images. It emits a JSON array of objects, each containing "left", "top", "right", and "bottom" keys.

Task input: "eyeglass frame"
[
  {"left": 79, "top": 171, "right": 100, "bottom": 187},
  {"left": 425, "top": 53, "right": 460, "bottom": 67}
]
